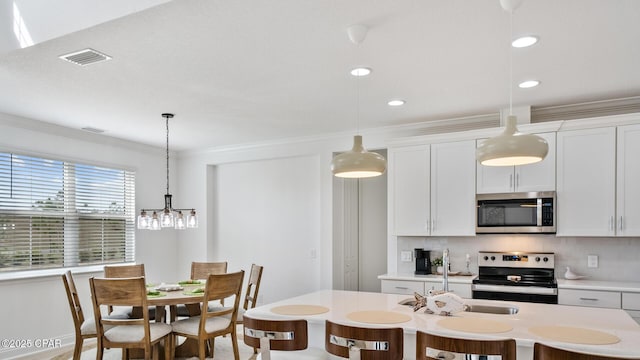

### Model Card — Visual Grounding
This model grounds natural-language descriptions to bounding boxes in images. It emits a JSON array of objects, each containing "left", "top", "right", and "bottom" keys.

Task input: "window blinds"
[{"left": 0, "top": 152, "right": 135, "bottom": 272}]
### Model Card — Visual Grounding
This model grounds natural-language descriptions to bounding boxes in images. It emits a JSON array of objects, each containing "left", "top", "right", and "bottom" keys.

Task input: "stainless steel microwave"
[{"left": 476, "top": 191, "right": 556, "bottom": 234}]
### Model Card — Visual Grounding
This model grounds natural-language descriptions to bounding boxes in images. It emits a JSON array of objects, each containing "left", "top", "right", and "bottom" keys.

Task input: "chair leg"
[
  {"left": 72, "top": 338, "right": 83, "bottom": 360},
  {"left": 199, "top": 339, "right": 207, "bottom": 360},
  {"left": 209, "top": 338, "right": 215, "bottom": 358},
  {"left": 96, "top": 344, "right": 104, "bottom": 360},
  {"left": 231, "top": 331, "right": 240, "bottom": 360},
  {"left": 164, "top": 334, "right": 172, "bottom": 360}
]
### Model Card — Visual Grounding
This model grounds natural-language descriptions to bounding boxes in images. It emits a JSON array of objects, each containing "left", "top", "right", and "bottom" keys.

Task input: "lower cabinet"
[
  {"left": 381, "top": 280, "right": 425, "bottom": 295},
  {"left": 558, "top": 289, "right": 621, "bottom": 308},
  {"left": 623, "top": 292, "right": 640, "bottom": 325},
  {"left": 380, "top": 279, "right": 472, "bottom": 298}
]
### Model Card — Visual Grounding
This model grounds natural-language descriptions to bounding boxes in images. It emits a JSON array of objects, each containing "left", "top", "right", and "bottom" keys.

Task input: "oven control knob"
[
  {"left": 490, "top": 256, "right": 496, "bottom": 261},
  {"left": 535, "top": 256, "right": 541, "bottom": 262},
  {"left": 483, "top": 256, "right": 489, "bottom": 261},
  {"left": 543, "top": 257, "right": 549, "bottom": 262}
]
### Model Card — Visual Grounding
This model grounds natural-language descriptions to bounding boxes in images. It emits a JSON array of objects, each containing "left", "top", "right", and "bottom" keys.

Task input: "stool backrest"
[
  {"left": 416, "top": 331, "right": 516, "bottom": 360},
  {"left": 325, "top": 320, "right": 403, "bottom": 360},
  {"left": 533, "top": 342, "right": 639, "bottom": 360}
]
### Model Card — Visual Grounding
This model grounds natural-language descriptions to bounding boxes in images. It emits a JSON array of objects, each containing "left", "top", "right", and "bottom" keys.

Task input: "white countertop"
[
  {"left": 378, "top": 273, "right": 476, "bottom": 284},
  {"left": 558, "top": 279, "right": 640, "bottom": 293},
  {"left": 246, "top": 289, "right": 640, "bottom": 359}
]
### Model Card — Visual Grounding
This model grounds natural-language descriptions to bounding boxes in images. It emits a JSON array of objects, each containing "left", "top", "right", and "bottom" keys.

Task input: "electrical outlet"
[
  {"left": 587, "top": 255, "right": 598, "bottom": 268},
  {"left": 401, "top": 251, "right": 413, "bottom": 262}
]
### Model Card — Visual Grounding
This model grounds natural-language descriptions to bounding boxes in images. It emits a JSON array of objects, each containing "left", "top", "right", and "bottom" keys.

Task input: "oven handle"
[{"left": 472, "top": 284, "right": 558, "bottom": 295}]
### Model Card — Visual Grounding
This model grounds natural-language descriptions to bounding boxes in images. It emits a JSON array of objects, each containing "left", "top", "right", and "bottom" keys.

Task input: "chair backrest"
[
  {"left": 104, "top": 263, "right": 145, "bottom": 278},
  {"left": 416, "top": 331, "right": 516, "bottom": 360},
  {"left": 243, "top": 315, "right": 309, "bottom": 352},
  {"left": 326, "top": 320, "right": 403, "bottom": 360},
  {"left": 533, "top": 342, "right": 638, "bottom": 360},
  {"left": 199, "top": 270, "right": 244, "bottom": 334},
  {"left": 243, "top": 264, "right": 264, "bottom": 311},
  {"left": 62, "top": 271, "right": 87, "bottom": 335},
  {"left": 191, "top": 261, "right": 227, "bottom": 280},
  {"left": 89, "top": 277, "right": 151, "bottom": 349}
]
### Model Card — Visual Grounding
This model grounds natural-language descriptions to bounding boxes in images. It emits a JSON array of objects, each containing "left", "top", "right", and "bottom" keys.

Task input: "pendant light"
[
  {"left": 137, "top": 113, "right": 198, "bottom": 230},
  {"left": 476, "top": 0, "right": 548, "bottom": 167},
  {"left": 330, "top": 24, "right": 387, "bottom": 178}
]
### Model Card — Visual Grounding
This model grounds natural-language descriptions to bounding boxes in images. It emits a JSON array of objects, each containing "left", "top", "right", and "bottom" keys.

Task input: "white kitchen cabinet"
[
  {"left": 430, "top": 140, "right": 476, "bottom": 236},
  {"left": 616, "top": 124, "right": 640, "bottom": 236},
  {"left": 390, "top": 140, "right": 475, "bottom": 236},
  {"left": 423, "top": 281, "right": 472, "bottom": 299},
  {"left": 380, "top": 279, "right": 425, "bottom": 295},
  {"left": 390, "top": 145, "right": 430, "bottom": 236},
  {"left": 558, "top": 288, "right": 621, "bottom": 309},
  {"left": 556, "top": 127, "right": 616, "bottom": 236},
  {"left": 476, "top": 132, "right": 556, "bottom": 194}
]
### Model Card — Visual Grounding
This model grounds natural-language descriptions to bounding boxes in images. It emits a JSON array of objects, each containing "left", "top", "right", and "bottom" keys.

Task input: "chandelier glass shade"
[{"left": 137, "top": 113, "right": 198, "bottom": 230}]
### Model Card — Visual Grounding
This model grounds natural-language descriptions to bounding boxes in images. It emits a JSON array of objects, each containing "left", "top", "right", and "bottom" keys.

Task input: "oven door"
[{"left": 472, "top": 284, "right": 558, "bottom": 304}]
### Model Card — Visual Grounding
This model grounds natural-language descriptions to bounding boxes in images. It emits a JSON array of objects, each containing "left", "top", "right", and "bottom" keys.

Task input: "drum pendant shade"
[
  {"left": 476, "top": 115, "right": 548, "bottom": 166},
  {"left": 331, "top": 135, "right": 386, "bottom": 178}
]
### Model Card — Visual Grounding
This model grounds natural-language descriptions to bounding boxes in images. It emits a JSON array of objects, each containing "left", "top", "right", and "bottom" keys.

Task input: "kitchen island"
[{"left": 245, "top": 289, "right": 640, "bottom": 359}]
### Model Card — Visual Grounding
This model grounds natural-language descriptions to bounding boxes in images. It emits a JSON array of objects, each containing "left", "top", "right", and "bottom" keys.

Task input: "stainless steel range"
[{"left": 472, "top": 251, "right": 558, "bottom": 304}]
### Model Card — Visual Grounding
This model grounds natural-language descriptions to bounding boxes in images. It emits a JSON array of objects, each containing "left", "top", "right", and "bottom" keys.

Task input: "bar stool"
[
  {"left": 243, "top": 315, "right": 328, "bottom": 359},
  {"left": 534, "top": 342, "right": 640, "bottom": 360},
  {"left": 416, "top": 331, "right": 516, "bottom": 360},
  {"left": 325, "top": 320, "right": 403, "bottom": 360}
]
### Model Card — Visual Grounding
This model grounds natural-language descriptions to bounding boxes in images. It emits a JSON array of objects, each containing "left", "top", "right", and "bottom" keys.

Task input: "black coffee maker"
[{"left": 414, "top": 248, "right": 432, "bottom": 275}]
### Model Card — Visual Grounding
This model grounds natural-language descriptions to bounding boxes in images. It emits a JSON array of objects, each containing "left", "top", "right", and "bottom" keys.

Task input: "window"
[{"left": 0, "top": 152, "right": 135, "bottom": 272}]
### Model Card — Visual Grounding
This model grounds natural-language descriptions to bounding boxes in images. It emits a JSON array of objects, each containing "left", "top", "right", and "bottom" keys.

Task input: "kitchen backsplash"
[{"left": 397, "top": 235, "right": 640, "bottom": 282}]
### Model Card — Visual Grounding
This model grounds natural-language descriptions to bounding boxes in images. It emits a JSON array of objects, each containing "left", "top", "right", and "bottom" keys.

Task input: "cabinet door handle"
[
  {"left": 619, "top": 216, "right": 624, "bottom": 231},
  {"left": 516, "top": 173, "right": 520, "bottom": 188},
  {"left": 509, "top": 174, "right": 513, "bottom": 190},
  {"left": 432, "top": 219, "right": 436, "bottom": 232},
  {"left": 579, "top": 297, "right": 599, "bottom": 301},
  {"left": 425, "top": 218, "right": 430, "bottom": 231},
  {"left": 608, "top": 216, "right": 613, "bottom": 231}
]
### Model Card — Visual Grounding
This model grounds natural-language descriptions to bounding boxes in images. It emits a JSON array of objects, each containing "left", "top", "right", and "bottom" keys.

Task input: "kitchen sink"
[
  {"left": 464, "top": 304, "right": 519, "bottom": 315},
  {"left": 398, "top": 298, "right": 518, "bottom": 315}
]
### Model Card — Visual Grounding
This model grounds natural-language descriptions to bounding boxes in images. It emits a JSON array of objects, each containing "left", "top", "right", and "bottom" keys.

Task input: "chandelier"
[{"left": 137, "top": 113, "right": 198, "bottom": 230}]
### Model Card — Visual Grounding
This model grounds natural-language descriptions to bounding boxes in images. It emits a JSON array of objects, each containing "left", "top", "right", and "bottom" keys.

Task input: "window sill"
[{"left": 0, "top": 263, "right": 134, "bottom": 283}]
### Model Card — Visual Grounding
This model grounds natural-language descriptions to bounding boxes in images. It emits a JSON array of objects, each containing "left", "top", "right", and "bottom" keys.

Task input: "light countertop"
[
  {"left": 378, "top": 273, "right": 476, "bottom": 284},
  {"left": 246, "top": 289, "right": 640, "bottom": 359},
  {"left": 557, "top": 279, "right": 640, "bottom": 293}
]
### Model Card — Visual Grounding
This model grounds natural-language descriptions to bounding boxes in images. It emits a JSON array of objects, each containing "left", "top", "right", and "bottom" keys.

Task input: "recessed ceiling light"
[
  {"left": 519, "top": 80, "right": 540, "bottom": 88},
  {"left": 350, "top": 67, "right": 371, "bottom": 77},
  {"left": 388, "top": 100, "right": 405, "bottom": 106},
  {"left": 512, "top": 36, "right": 538, "bottom": 48}
]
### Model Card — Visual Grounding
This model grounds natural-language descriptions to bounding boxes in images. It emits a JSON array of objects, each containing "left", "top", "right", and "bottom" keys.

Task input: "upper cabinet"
[
  {"left": 389, "top": 140, "right": 475, "bottom": 236},
  {"left": 616, "top": 124, "right": 640, "bottom": 236},
  {"left": 476, "top": 132, "right": 556, "bottom": 194},
  {"left": 430, "top": 140, "right": 476, "bottom": 236},
  {"left": 557, "top": 127, "right": 616, "bottom": 236},
  {"left": 390, "top": 145, "right": 430, "bottom": 236}
]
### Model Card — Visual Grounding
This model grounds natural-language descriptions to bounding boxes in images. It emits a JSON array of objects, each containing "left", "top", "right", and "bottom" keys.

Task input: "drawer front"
[
  {"left": 423, "top": 282, "right": 472, "bottom": 299},
  {"left": 559, "top": 289, "right": 621, "bottom": 309},
  {"left": 622, "top": 292, "right": 640, "bottom": 310},
  {"left": 381, "top": 280, "right": 424, "bottom": 295}
]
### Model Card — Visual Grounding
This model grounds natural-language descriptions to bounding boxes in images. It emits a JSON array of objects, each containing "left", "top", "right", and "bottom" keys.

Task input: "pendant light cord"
[
  {"left": 509, "top": 9, "right": 514, "bottom": 116},
  {"left": 165, "top": 115, "right": 170, "bottom": 195}
]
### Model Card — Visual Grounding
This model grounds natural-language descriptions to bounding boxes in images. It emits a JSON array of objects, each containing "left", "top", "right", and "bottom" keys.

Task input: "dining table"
[
  {"left": 143, "top": 282, "right": 207, "bottom": 357},
  {"left": 244, "top": 289, "right": 640, "bottom": 360}
]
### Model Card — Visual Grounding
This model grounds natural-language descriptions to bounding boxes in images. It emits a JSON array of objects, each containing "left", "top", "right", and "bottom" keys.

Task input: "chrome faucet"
[{"left": 442, "top": 248, "right": 450, "bottom": 292}]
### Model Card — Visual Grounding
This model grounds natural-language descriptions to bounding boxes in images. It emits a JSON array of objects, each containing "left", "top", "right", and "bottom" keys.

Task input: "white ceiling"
[{"left": 1, "top": 0, "right": 639, "bottom": 151}]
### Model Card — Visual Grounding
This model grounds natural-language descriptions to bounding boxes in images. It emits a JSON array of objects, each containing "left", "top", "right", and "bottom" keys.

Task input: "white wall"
[{"left": 0, "top": 113, "right": 175, "bottom": 358}]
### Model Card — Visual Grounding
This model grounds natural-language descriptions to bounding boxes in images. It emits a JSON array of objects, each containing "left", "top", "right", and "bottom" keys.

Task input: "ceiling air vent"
[{"left": 59, "top": 48, "right": 112, "bottom": 66}]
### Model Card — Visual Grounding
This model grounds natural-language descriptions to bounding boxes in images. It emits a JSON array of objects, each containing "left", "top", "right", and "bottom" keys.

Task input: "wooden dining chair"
[
  {"left": 325, "top": 320, "right": 403, "bottom": 360},
  {"left": 243, "top": 315, "right": 328, "bottom": 359},
  {"left": 238, "top": 263, "right": 264, "bottom": 324},
  {"left": 416, "top": 331, "right": 516, "bottom": 360},
  {"left": 176, "top": 261, "right": 230, "bottom": 319},
  {"left": 103, "top": 263, "right": 152, "bottom": 319},
  {"left": 191, "top": 261, "right": 228, "bottom": 279},
  {"left": 171, "top": 270, "right": 245, "bottom": 360},
  {"left": 89, "top": 276, "right": 173, "bottom": 360},
  {"left": 533, "top": 342, "right": 640, "bottom": 360}
]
